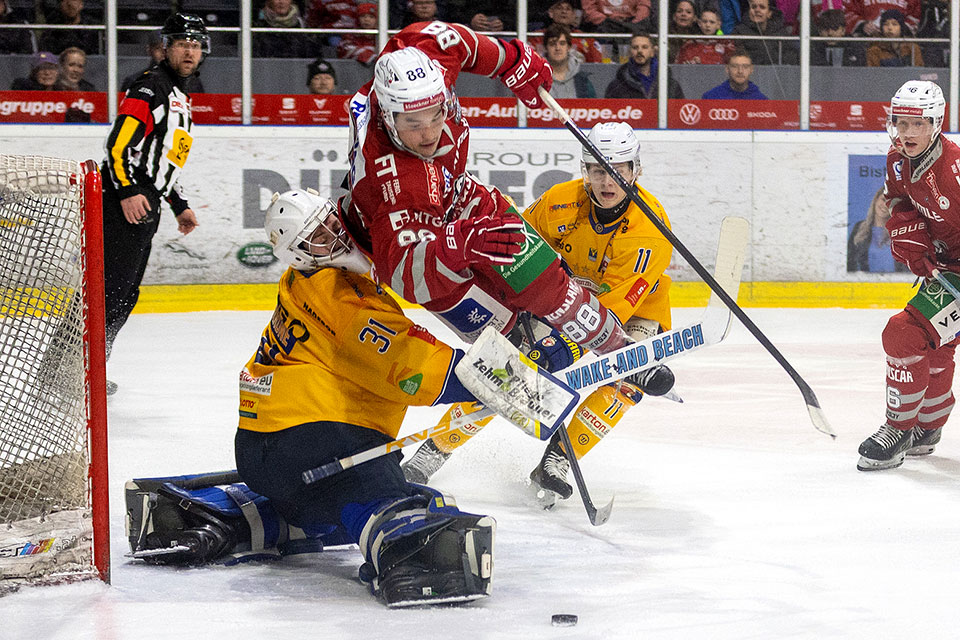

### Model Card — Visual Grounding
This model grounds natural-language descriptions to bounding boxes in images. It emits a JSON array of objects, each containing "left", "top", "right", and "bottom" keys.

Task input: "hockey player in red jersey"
[
  {"left": 343, "top": 20, "right": 629, "bottom": 357},
  {"left": 858, "top": 80, "right": 960, "bottom": 471}
]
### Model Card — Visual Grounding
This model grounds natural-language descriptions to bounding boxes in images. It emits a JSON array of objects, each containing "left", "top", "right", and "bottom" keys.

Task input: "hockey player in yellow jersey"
[
  {"left": 234, "top": 189, "right": 496, "bottom": 607},
  {"left": 402, "top": 122, "right": 677, "bottom": 506}
]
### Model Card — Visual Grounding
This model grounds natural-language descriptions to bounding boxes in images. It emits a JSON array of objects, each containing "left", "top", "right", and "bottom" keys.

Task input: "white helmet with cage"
[
  {"left": 887, "top": 80, "right": 945, "bottom": 155},
  {"left": 373, "top": 47, "right": 454, "bottom": 153},
  {"left": 265, "top": 189, "right": 371, "bottom": 273},
  {"left": 581, "top": 122, "right": 642, "bottom": 185}
]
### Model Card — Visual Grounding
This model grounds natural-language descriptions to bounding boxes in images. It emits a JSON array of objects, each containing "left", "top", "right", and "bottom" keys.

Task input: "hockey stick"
[
  {"left": 932, "top": 268, "right": 960, "bottom": 302},
  {"left": 302, "top": 216, "right": 748, "bottom": 486},
  {"left": 537, "top": 87, "right": 835, "bottom": 439},
  {"left": 518, "top": 313, "right": 612, "bottom": 525}
]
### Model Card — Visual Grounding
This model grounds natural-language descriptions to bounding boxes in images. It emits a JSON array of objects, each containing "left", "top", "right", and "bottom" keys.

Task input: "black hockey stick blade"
[
  {"left": 556, "top": 423, "right": 613, "bottom": 526},
  {"left": 537, "top": 88, "right": 835, "bottom": 439}
]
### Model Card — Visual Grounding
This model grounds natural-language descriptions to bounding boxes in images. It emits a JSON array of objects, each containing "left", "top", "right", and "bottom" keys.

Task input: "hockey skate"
[
  {"left": 857, "top": 423, "right": 914, "bottom": 471},
  {"left": 402, "top": 438, "right": 451, "bottom": 484},
  {"left": 529, "top": 432, "right": 573, "bottom": 509},
  {"left": 907, "top": 425, "right": 942, "bottom": 456}
]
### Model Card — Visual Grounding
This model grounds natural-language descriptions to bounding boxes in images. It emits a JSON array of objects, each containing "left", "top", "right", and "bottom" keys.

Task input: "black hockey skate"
[
  {"left": 857, "top": 423, "right": 914, "bottom": 471},
  {"left": 402, "top": 438, "right": 451, "bottom": 484},
  {"left": 907, "top": 425, "right": 942, "bottom": 456},
  {"left": 529, "top": 432, "right": 573, "bottom": 508}
]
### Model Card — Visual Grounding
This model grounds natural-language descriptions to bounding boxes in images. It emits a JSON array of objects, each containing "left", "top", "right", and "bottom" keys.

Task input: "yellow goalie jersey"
[
  {"left": 238, "top": 267, "right": 461, "bottom": 437},
  {"left": 523, "top": 178, "right": 673, "bottom": 330}
]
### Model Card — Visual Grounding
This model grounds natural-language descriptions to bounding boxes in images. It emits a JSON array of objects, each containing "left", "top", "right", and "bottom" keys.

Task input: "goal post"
[{"left": 0, "top": 155, "right": 110, "bottom": 589}]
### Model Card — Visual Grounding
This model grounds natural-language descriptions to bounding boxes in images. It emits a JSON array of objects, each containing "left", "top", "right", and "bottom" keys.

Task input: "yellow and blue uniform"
[
  {"left": 238, "top": 267, "right": 465, "bottom": 438},
  {"left": 235, "top": 266, "right": 474, "bottom": 530}
]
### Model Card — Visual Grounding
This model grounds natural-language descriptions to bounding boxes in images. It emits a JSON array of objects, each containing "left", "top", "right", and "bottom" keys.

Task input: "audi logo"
[
  {"left": 678, "top": 103, "right": 701, "bottom": 125},
  {"left": 708, "top": 108, "right": 740, "bottom": 121}
]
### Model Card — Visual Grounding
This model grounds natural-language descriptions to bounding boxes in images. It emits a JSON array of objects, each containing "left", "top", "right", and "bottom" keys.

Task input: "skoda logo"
[
  {"left": 709, "top": 108, "right": 740, "bottom": 121},
  {"left": 679, "top": 103, "right": 701, "bottom": 125}
]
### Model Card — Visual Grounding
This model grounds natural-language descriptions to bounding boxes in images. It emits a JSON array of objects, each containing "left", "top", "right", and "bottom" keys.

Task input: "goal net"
[{"left": 0, "top": 155, "right": 108, "bottom": 591}]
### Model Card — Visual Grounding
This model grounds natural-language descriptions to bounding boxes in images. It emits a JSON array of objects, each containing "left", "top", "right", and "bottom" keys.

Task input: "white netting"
[{"left": 0, "top": 155, "right": 94, "bottom": 585}]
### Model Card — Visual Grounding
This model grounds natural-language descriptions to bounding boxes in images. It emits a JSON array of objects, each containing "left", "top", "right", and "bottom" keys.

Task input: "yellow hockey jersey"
[
  {"left": 238, "top": 267, "right": 460, "bottom": 437},
  {"left": 523, "top": 178, "right": 673, "bottom": 330}
]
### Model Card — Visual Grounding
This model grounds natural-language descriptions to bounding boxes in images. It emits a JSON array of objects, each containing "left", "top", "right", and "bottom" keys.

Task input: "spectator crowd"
[{"left": 0, "top": 0, "right": 953, "bottom": 99}]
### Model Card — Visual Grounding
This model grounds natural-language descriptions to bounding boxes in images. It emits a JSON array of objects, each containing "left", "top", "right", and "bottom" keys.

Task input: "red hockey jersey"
[{"left": 885, "top": 135, "right": 960, "bottom": 266}]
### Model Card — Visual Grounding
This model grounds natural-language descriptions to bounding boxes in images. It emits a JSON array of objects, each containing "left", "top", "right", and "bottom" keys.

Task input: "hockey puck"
[{"left": 551, "top": 614, "right": 578, "bottom": 627}]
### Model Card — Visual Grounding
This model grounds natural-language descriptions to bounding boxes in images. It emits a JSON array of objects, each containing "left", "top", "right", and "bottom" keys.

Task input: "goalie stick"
[
  {"left": 537, "top": 87, "right": 834, "bottom": 439},
  {"left": 302, "top": 216, "right": 748, "bottom": 496}
]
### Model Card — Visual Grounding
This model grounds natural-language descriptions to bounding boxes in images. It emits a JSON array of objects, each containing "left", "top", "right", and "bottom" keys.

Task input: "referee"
[{"left": 101, "top": 13, "right": 209, "bottom": 393}]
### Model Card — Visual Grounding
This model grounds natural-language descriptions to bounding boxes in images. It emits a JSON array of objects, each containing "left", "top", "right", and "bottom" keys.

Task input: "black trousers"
[
  {"left": 101, "top": 183, "right": 161, "bottom": 358},
  {"left": 234, "top": 422, "right": 414, "bottom": 532}
]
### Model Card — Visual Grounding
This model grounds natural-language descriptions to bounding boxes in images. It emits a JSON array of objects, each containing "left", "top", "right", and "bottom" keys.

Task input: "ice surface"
[{"left": 4, "top": 307, "right": 960, "bottom": 640}]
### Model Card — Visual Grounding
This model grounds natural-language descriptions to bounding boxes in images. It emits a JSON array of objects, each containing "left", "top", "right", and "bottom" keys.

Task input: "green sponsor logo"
[
  {"left": 493, "top": 218, "right": 559, "bottom": 293},
  {"left": 911, "top": 272, "right": 960, "bottom": 321},
  {"left": 598, "top": 282, "right": 612, "bottom": 295},
  {"left": 237, "top": 242, "right": 278, "bottom": 268},
  {"left": 399, "top": 373, "right": 423, "bottom": 395}
]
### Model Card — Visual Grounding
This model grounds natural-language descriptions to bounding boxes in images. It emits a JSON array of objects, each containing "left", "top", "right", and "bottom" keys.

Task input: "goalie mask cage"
[{"left": 0, "top": 155, "right": 109, "bottom": 590}]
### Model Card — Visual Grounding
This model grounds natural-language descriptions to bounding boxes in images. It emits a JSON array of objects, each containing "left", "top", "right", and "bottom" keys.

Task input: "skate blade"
[
  {"left": 857, "top": 453, "right": 906, "bottom": 471},
  {"left": 386, "top": 593, "right": 488, "bottom": 608},
  {"left": 906, "top": 445, "right": 936, "bottom": 457},
  {"left": 528, "top": 480, "right": 560, "bottom": 510}
]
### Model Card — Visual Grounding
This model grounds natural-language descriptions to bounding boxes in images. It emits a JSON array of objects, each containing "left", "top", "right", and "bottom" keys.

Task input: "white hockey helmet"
[
  {"left": 265, "top": 189, "right": 371, "bottom": 273},
  {"left": 373, "top": 47, "right": 455, "bottom": 153},
  {"left": 887, "top": 80, "right": 945, "bottom": 155},
  {"left": 581, "top": 122, "right": 643, "bottom": 184}
]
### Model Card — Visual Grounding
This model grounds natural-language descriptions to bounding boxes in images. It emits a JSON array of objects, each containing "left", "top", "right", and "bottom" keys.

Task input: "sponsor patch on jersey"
[
  {"left": 625, "top": 277, "right": 650, "bottom": 306},
  {"left": 426, "top": 163, "right": 442, "bottom": 207},
  {"left": 239, "top": 369, "right": 274, "bottom": 395},
  {"left": 435, "top": 286, "right": 511, "bottom": 343},
  {"left": 238, "top": 395, "right": 259, "bottom": 419},
  {"left": 399, "top": 373, "right": 423, "bottom": 395},
  {"left": 588, "top": 248, "right": 598, "bottom": 262},
  {"left": 166, "top": 128, "right": 192, "bottom": 168},
  {"left": 550, "top": 201, "right": 580, "bottom": 210},
  {"left": 407, "top": 324, "right": 436, "bottom": 344}
]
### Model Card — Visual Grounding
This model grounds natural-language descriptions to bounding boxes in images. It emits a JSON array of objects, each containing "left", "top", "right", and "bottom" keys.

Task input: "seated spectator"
[
  {"left": 307, "top": 0, "right": 358, "bottom": 45},
  {"left": 399, "top": 0, "right": 450, "bottom": 28},
  {"left": 702, "top": 48, "right": 768, "bottom": 98},
  {"left": 811, "top": 9, "right": 864, "bottom": 66},
  {"left": 668, "top": 0, "right": 700, "bottom": 61},
  {"left": 121, "top": 34, "right": 206, "bottom": 93},
  {"left": 54, "top": 46, "right": 94, "bottom": 90},
  {"left": 605, "top": 32, "right": 684, "bottom": 99},
  {"left": 916, "top": 0, "right": 948, "bottom": 67},
  {"left": 337, "top": 3, "right": 377, "bottom": 64},
  {"left": 847, "top": 0, "right": 920, "bottom": 37},
  {"left": 580, "top": 0, "right": 653, "bottom": 34},
  {"left": 39, "top": 0, "right": 101, "bottom": 55},
  {"left": 0, "top": 0, "right": 35, "bottom": 54},
  {"left": 459, "top": 1, "right": 516, "bottom": 33},
  {"left": 866, "top": 9, "right": 923, "bottom": 66},
  {"left": 307, "top": 58, "right": 338, "bottom": 95},
  {"left": 675, "top": 6, "right": 735, "bottom": 63},
  {"left": 254, "top": 0, "right": 316, "bottom": 58},
  {"left": 730, "top": 0, "right": 797, "bottom": 64},
  {"left": 529, "top": 0, "right": 603, "bottom": 62},
  {"left": 543, "top": 24, "right": 597, "bottom": 98},
  {"left": 11, "top": 51, "right": 59, "bottom": 90}
]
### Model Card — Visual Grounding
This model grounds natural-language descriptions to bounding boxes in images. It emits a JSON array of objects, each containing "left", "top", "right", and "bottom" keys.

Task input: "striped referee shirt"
[{"left": 103, "top": 61, "right": 193, "bottom": 215}]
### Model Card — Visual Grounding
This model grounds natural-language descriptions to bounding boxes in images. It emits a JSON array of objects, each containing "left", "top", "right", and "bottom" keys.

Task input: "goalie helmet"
[
  {"left": 373, "top": 47, "right": 456, "bottom": 155},
  {"left": 161, "top": 13, "right": 211, "bottom": 54},
  {"left": 581, "top": 122, "right": 642, "bottom": 184},
  {"left": 265, "top": 189, "right": 371, "bottom": 273},
  {"left": 887, "top": 80, "right": 944, "bottom": 155}
]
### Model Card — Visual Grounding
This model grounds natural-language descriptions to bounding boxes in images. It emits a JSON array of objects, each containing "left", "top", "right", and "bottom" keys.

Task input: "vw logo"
[
  {"left": 708, "top": 108, "right": 739, "bottom": 121},
  {"left": 679, "top": 103, "right": 701, "bottom": 125}
]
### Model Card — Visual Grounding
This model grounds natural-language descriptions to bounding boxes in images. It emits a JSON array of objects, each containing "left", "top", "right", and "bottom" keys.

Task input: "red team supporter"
[
  {"left": 844, "top": 0, "right": 920, "bottom": 35},
  {"left": 858, "top": 80, "right": 959, "bottom": 471},
  {"left": 344, "top": 21, "right": 630, "bottom": 355}
]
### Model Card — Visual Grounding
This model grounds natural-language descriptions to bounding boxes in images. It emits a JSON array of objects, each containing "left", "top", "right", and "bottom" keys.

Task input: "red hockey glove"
[
  {"left": 886, "top": 216, "right": 936, "bottom": 278},
  {"left": 498, "top": 39, "right": 553, "bottom": 109},
  {"left": 435, "top": 214, "right": 526, "bottom": 272}
]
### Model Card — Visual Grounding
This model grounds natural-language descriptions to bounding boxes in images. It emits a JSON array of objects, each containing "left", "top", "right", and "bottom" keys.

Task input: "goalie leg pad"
[
  {"left": 125, "top": 473, "right": 327, "bottom": 565},
  {"left": 356, "top": 486, "right": 495, "bottom": 607}
]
